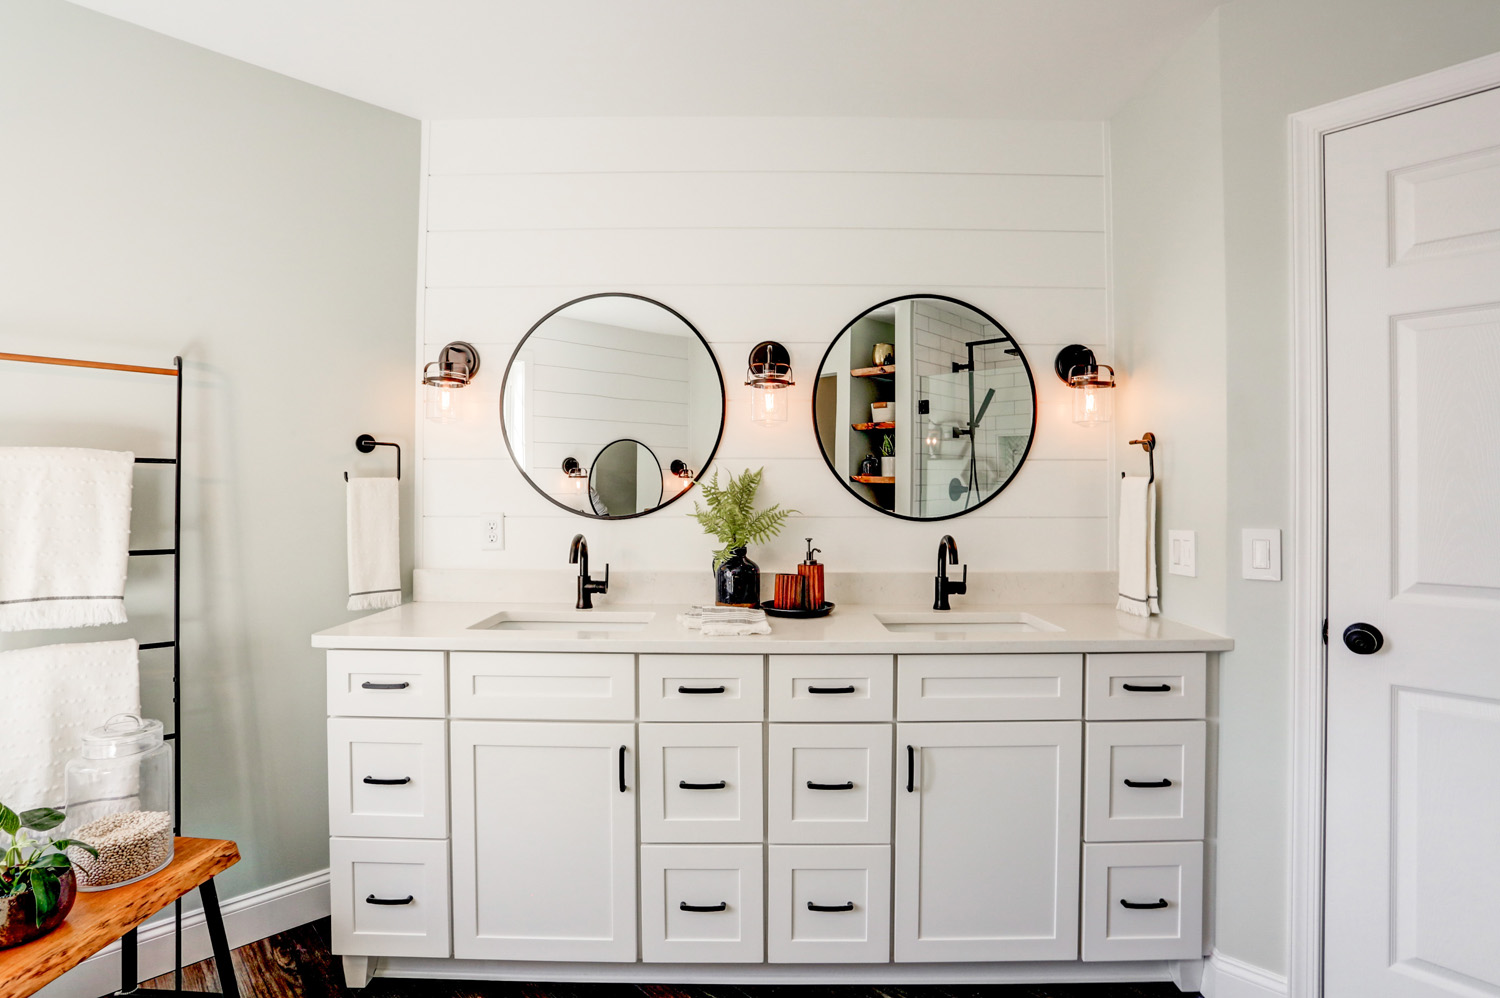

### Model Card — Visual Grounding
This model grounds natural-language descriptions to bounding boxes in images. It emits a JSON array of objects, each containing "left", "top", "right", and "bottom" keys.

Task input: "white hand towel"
[
  {"left": 0, "top": 447, "right": 134, "bottom": 632},
  {"left": 0, "top": 639, "right": 141, "bottom": 810},
  {"left": 1117, "top": 475, "right": 1160, "bottom": 618},
  {"left": 347, "top": 477, "right": 401, "bottom": 611},
  {"left": 676, "top": 605, "right": 772, "bottom": 636}
]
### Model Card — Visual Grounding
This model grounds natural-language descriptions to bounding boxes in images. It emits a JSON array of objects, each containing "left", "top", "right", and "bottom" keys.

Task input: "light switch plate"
[
  {"left": 1241, "top": 528, "right": 1281, "bottom": 581},
  {"left": 1168, "top": 530, "right": 1197, "bottom": 577}
]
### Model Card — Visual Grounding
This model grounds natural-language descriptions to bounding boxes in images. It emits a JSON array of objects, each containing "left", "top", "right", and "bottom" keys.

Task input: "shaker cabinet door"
[
  {"left": 893, "top": 721, "right": 1081, "bottom": 962},
  {"left": 450, "top": 720, "right": 636, "bottom": 962}
]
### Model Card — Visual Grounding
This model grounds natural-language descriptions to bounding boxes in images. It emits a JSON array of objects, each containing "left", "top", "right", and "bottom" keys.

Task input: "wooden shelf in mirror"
[
  {"left": 852, "top": 422, "right": 896, "bottom": 431},
  {"left": 850, "top": 475, "right": 896, "bottom": 484},
  {"left": 851, "top": 365, "right": 896, "bottom": 378}
]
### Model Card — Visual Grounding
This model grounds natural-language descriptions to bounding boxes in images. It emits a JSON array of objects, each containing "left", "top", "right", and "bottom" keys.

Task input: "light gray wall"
[
  {"left": 0, "top": 0, "right": 419, "bottom": 906},
  {"left": 1112, "top": 0, "right": 1500, "bottom": 976}
]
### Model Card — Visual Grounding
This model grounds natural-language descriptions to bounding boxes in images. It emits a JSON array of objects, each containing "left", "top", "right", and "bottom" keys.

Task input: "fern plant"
[{"left": 690, "top": 467, "right": 796, "bottom": 569}]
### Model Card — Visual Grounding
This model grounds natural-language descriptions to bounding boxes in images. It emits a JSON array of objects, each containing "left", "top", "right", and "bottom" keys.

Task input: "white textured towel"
[
  {"left": 0, "top": 447, "right": 135, "bottom": 632},
  {"left": 677, "top": 605, "right": 772, "bottom": 636},
  {"left": 347, "top": 477, "right": 401, "bottom": 611},
  {"left": 1117, "top": 475, "right": 1160, "bottom": 617},
  {"left": 0, "top": 639, "right": 140, "bottom": 810}
]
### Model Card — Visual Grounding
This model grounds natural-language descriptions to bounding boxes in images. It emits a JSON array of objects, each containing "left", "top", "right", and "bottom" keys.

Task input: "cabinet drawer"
[
  {"left": 1085, "top": 720, "right": 1205, "bottom": 842},
  {"left": 328, "top": 718, "right": 448, "bottom": 839},
  {"left": 640, "top": 654, "right": 764, "bottom": 721},
  {"left": 1082, "top": 841, "right": 1204, "bottom": 961},
  {"left": 449, "top": 651, "right": 634, "bottom": 720},
  {"left": 896, "top": 654, "right": 1082, "bottom": 721},
  {"left": 639, "top": 723, "right": 763, "bottom": 843},
  {"left": 1085, "top": 653, "right": 1206, "bottom": 720},
  {"left": 768, "top": 724, "right": 892, "bottom": 844},
  {"left": 641, "top": 845, "right": 764, "bottom": 963},
  {"left": 768, "top": 845, "right": 891, "bottom": 963},
  {"left": 768, "top": 655, "right": 893, "bottom": 721},
  {"left": 327, "top": 650, "right": 445, "bottom": 718},
  {"left": 330, "top": 837, "right": 451, "bottom": 958}
]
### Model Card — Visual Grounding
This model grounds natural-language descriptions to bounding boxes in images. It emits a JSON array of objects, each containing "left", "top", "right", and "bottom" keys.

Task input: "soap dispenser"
[{"left": 798, "top": 538, "right": 825, "bottom": 610}]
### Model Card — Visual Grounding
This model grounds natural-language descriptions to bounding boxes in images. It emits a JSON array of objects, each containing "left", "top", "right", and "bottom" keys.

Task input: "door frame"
[{"left": 1287, "top": 50, "right": 1500, "bottom": 998}]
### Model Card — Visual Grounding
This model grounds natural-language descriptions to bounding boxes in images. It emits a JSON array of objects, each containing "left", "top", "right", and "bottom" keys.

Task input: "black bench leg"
[
  {"left": 199, "top": 877, "right": 240, "bottom": 998},
  {"left": 119, "top": 928, "right": 138, "bottom": 994}
]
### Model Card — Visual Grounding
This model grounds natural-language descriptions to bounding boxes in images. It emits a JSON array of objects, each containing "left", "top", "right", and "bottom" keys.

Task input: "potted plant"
[
  {"left": 880, "top": 434, "right": 896, "bottom": 478},
  {"left": 690, "top": 467, "right": 795, "bottom": 607},
  {"left": 1, "top": 801, "right": 96, "bottom": 948}
]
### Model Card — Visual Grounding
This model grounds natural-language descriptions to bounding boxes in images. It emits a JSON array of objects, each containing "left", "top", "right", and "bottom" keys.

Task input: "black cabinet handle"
[
  {"left": 360, "top": 681, "right": 409, "bottom": 690},
  {"left": 619, "top": 745, "right": 628, "bottom": 793},
  {"left": 807, "top": 901, "right": 855, "bottom": 912},
  {"left": 680, "top": 901, "right": 727, "bottom": 912},
  {"left": 365, "top": 894, "right": 414, "bottom": 906},
  {"left": 1123, "top": 778, "right": 1173, "bottom": 788},
  {"left": 679, "top": 780, "right": 727, "bottom": 790},
  {"left": 1120, "top": 898, "right": 1169, "bottom": 910},
  {"left": 1122, "top": 683, "right": 1171, "bottom": 692},
  {"left": 678, "top": 684, "right": 726, "bottom": 694},
  {"left": 808, "top": 685, "right": 856, "bottom": 694},
  {"left": 362, "top": 776, "right": 411, "bottom": 786},
  {"left": 807, "top": 780, "right": 854, "bottom": 791},
  {"left": 906, "top": 745, "right": 915, "bottom": 793}
]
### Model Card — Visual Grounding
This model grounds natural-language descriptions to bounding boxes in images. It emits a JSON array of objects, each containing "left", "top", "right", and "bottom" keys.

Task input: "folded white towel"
[
  {"left": 1117, "top": 475, "right": 1160, "bottom": 618},
  {"left": 0, "top": 447, "right": 135, "bottom": 632},
  {"left": 677, "top": 605, "right": 772, "bottom": 637},
  {"left": 347, "top": 477, "right": 401, "bottom": 612},
  {"left": 0, "top": 639, "right": 141, "bottom": 810}
]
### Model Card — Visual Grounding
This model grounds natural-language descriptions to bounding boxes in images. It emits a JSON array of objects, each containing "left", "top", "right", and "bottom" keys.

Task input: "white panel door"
[
  {"left": 1325, "top": 84, "right": 1500, "bottom": 998},
  {"left": 767, "top": 723, "right": 893, "bottom": 844},
  {"left": 450, "top": 720, "right": 636, "bottom": 961},
  {"left": 639, "top": 722, "right": 763, "bottom": 843},
  {"left": 893, "top": 720, "right": 1081, "bottom": 961},
  {"left": 640, "top": 844, "right": 765, "bottom": 963}
]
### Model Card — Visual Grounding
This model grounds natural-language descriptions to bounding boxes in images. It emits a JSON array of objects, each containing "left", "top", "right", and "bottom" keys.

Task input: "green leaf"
[
  {"left": 48, "top": 838, "right": 98, "bottom": 857},
  {"left": 30, "top": 853, "right": 73, "bottom": 868},
  {"left": 18, "top": 808, "right": 65, "bottom": 832},
  {"left": 27, "top": 869, "right": 58, "bottom": 925},
  {"left": 0, "top": 805, "right": 19, "bottom": 838}
]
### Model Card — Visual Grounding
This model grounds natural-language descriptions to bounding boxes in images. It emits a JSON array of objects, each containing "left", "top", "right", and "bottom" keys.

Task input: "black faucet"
[
  {"left": 934, "top": 534, "right": 967, "bottom": 611},
  {"left": 569, "top": 534, "right": 609, "bottom": 609}
]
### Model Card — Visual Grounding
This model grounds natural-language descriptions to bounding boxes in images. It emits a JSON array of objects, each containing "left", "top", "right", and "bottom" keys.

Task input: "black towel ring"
[
  {"left": 344, "top": 434, "right": 401, "bottom": 481},
  {"left": 1122, "top": 432, "right": 1155, "bottom": 484}
]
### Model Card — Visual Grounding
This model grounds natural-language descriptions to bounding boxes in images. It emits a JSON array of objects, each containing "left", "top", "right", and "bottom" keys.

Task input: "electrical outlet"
[
  {"left": 481, "top": 514, "right": 504, "bottom": 551},
  {"left": 1168, "top": 530, "right": 1197, "bottom": 577}
]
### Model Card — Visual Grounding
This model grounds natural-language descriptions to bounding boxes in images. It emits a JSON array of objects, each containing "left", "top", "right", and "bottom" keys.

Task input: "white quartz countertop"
[{"left": 311, "top": 601, "right": 1232, "bottom": 655}]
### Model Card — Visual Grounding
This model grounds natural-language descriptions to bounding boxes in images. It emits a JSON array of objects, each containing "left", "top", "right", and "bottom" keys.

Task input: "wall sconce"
[
  {"left": 670, "top": 459, "right": 694, "bottom": 479},
  {"left": 423, "top": 341, "right": 481, "bottom": 423},
  {"left": 1054, "top": 344, "right": 1115, "bottom": 427},
  {"left": 562, "top": 456, "right": 588, "bottom": 491},
  {"left": 746, "top": 341, "right": 794, "bottom": 425}
]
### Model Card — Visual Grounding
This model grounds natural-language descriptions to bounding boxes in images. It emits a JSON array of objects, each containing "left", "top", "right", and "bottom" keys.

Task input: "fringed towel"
[
  {"left": 0, "top": 639, "right": 140, "bottom": 810},
  {"left": 0, "top": 447, "right": 134, "bottom": 632},
  {"left": 347, "top": 476, "right": 401, "bottom": 611},
  {"left": 677, "top": 605, "right": 772, "bottom": 637},
  {"left": 1117, "top": 475, "right": 1160, "bottom": 617}
]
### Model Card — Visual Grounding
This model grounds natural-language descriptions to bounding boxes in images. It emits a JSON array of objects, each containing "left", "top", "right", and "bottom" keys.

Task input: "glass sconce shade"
[
  {"left": 746, "top": 341, "right": 794, "bottom": 425},
  {"left": 424, "top": 382, "right": 457, "bottom": 422},
  {"left": 422, "top": 341, "right": 480, "bottom": 423},
  {"left": 1054, "top": 343, "right": 1114, "bottom": 427},
  {"left": 562, "top": 456, "right": 588, "bottom": 491}
]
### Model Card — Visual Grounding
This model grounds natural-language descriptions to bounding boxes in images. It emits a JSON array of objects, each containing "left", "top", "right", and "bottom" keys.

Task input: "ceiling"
[{"left": 62, "top": 0, "right": 1222, "bottom": 120}]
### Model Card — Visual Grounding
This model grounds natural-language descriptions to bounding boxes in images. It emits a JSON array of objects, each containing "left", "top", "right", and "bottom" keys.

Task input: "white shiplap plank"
[{"left": 427, "top": 173, "right": 1105, "bottom": 233}]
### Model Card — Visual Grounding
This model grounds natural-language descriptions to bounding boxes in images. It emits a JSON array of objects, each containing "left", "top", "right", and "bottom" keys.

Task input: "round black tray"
[{"left": 760, "top": 600, "right": 835, "bottom": 619}]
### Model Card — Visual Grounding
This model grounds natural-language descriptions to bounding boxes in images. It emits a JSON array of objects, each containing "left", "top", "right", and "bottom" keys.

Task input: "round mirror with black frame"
[
  {"left": 501, "top": 293, "right": 726, "bottom": 520},
  {"left": 811, "top": 294, "right": 1037, "bottom": 520}
]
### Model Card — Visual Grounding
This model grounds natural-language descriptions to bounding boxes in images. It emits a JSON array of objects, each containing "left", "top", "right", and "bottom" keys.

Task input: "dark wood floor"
[{"left": 142, "top": 918, "right": 1199, "bottom": 998}]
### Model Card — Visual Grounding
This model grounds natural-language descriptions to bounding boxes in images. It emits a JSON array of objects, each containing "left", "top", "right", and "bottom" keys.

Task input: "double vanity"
[{"left": 313, "top": 599, "right": 1230, "bottom": 989}]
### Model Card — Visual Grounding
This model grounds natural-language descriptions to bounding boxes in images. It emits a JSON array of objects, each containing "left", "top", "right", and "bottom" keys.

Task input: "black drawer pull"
[
  {"left": 360, "top": 681, "right": 409, "bottom": 690},
  {"left": 678, "top": 684, "right": 726, "bottom": 694},
  {"left": 1120, "top": 897, "right": 1169, "bottom": 910},
  {"left": 1123, "top": 778, "right": 1173, "bottom": 789},
  {"left": 808, "top": 684, "right": 856, "bottom": 694},
  {"left": 807, "top": 901, "right": 855, "bottom": 912},
  {"left": 906, "top": 744, "right": 915, "bottom": 793},
  {"left": 365, "top": 894, "right": 414, "bottom": 906},
  {"left": 680, "top": 901, "right": 727, "bottom": 912},
  {"left": 807, "top": 780, "right": 854, "bottom": 791},
  {"left": 362, "top": 776, "right": 411, "bottom": 786},
  {"left": 1122, "top": 683, "right": 1172, "bottom": 692},
  {"left": 679, "top": 780, "right": 727, "bottom": 790},
  {"left": 619, "top": 745, "right": 628, "bottom": 793}
]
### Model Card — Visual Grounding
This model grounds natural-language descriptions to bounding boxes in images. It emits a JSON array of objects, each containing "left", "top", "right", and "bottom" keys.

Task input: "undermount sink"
[
  {"left": 875, "top": 611, "right": 1062, "bottom": 635},
  {"left": 470, "top": 610, "right": 655, "bottom": 633}
]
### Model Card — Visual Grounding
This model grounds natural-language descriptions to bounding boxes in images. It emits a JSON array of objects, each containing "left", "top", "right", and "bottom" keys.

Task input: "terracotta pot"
[{"left": 0, "top": 869, "right": 77, "bottom": 949}]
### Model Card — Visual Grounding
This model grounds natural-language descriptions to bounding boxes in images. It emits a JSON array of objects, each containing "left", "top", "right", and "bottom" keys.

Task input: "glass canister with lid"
[{"left": 63, "top": 714, "right": 174, "bottom": 890}]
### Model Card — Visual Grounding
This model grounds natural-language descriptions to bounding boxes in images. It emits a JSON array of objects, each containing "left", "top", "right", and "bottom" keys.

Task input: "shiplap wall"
[{"left": 419, "top": 118, "right": 1111, "bottom": 575}]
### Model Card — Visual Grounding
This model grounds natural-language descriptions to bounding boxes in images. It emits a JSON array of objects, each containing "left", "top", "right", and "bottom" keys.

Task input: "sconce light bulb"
[
  {"left": 764, "top": 389, "right": 776, "bottom": 412},
  {"left": 1084, "top": 388, "right": 1096, "bottom": 413},
  {"left": 440, "top": 388, "right": 452, "bottom": 411}
]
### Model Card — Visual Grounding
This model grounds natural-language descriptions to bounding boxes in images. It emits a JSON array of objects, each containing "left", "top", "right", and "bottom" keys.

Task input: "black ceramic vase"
[{"left": 715, "top": 546, "right": 761, "bottom": 607}]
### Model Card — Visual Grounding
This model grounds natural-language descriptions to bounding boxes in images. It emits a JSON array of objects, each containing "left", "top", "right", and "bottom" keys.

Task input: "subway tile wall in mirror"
[{"left": 419, "top": 118, "right": 1112, "bottom": 575}]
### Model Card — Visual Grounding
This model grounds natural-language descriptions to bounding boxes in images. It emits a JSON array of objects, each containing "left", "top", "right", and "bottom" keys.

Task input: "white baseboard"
[
  {"left": 1201, "top": 950, "right": 1290, "bottom": 998},
  {"left": 35, "top": 868, "right": 331, "bottom": 998}
]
